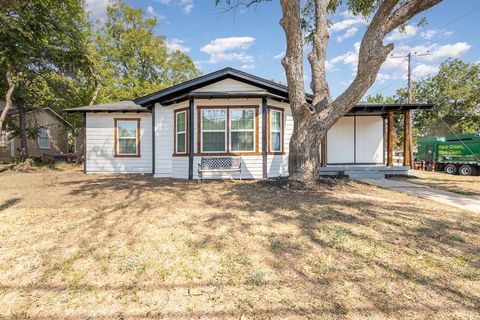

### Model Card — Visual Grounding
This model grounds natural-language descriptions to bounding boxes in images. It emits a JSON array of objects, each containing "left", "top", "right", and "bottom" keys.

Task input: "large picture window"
[
  {"left": 175, "top": 110, "right": 187, "bottom": 154},
  {"left": 269, "top": 108, "right": 283, "bottom": 153},
  {"left": 38, "top": 127, "right": 50, "bottom": 149},
  {"left": 201, "top": 109, "right": 226, "bottom": 152},
  {"left": 115, "top": 118, "right": 140, "bottom": 157},
  {"left": 230, "top": 109, "right": 255, "bottom": 152}
]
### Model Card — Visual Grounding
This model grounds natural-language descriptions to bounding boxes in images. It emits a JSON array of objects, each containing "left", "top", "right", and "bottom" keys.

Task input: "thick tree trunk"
[
  {"left": 17, "top": 101, "right": 28, "bottom": 161},
  {"left": 288, "top": 116, "right": 324, "bottom": 181}
]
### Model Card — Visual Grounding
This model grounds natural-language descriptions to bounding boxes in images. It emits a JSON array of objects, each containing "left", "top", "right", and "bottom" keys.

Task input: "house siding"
[{"left": 85, "top": 112, "right": 152, "bottom": 173}]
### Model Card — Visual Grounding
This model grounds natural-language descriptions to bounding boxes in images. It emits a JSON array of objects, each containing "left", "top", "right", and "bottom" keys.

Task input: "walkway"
[{"left": 359, "top": 178, "right": 480, "bottom": 213}]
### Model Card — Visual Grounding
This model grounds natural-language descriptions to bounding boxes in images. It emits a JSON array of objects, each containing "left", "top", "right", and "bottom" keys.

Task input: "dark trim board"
[
  {"left": 188, "top": 98, "right": 194, "bottom": 180},
  {"left": 261, "top": 98, "right": 267, "bottom": 178},
  {"left": 327, "top": 162, "right": 384, "bottom": 165},
  {"left": 152, "top": 105, "right": 155, "bottom": 175}
]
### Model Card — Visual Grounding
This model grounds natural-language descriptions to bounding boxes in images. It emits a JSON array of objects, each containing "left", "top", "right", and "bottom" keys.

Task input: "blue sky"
[{"left": 85, "top": 0, "right": 480, "bottom": 99}]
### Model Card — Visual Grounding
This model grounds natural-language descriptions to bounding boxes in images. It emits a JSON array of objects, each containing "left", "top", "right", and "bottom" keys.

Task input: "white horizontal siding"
[
  {"left": 266, "top": 100, "right": 292, "bottom": 177},
  {"left": 86, "top": 113, "right": 152, "bottom": 173},
  {"left": 192, "top": 79, "right": 264, "bottom": 93},
  {"left": 172, "top": 156, "right": 189, "bottom": 179}
]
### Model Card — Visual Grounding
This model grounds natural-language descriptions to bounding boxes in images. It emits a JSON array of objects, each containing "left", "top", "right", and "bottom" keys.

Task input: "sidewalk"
[{"left": 359, "top": 178, "right": 480, "bottom": 213}]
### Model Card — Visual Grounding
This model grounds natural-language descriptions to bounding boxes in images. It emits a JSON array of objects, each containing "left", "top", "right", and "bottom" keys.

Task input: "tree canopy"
[{"left": 93, "top": 1, "right": 199, "bottom": 103}]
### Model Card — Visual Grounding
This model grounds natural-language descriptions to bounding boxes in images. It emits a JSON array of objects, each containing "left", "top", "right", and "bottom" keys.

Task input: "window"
[
  {"left": 201, "top": 109, "right": 226, "bottom": 152},
  {"left": 230, "top": 109, "right": 255, "bottom": 152},
  {"left": 175, "top": 110, "right": 187, "bottom": 154},
  {"left": 38, "top": 127, "right": 50, "bottom": 149},
  {"left": 270, "top": 109, "right": 283, "bottom": 152},
  {"left": 115, "top": 119, "right": 140, "bottom": 157}
]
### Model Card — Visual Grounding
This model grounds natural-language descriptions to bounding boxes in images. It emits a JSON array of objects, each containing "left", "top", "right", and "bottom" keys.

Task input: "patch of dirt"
[{"left": 258, "top": 176, "right": 351, "bottom": 191}]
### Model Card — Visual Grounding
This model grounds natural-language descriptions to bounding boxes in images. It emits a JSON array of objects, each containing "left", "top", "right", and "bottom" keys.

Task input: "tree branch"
[
  {"left": 385, "top": 0, "right": 443, "bottom": 34},
  {"left": 308, "top": 0, "right": 330, "bottom": 110},
  {"left": 279, "top": 0, "right": 309, "bottom": 114},
  {"left": 0, "top": 67, "right": 16, "bottom": 133}
]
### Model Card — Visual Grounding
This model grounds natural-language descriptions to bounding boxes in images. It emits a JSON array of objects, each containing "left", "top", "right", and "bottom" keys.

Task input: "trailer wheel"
[
  {"left": 444, "top": 164, "right": 457, "bottom": 175},
  {"left": 459, "top": 165, "right": 475, "bottom": 176}
]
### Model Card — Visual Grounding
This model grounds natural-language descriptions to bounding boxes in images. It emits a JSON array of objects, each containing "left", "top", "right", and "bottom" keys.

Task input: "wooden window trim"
[
  {"left": 196, "top": 105, "right": 260, "bottom": 156},
  {"left": 114, "top": 118, "right": 141, "bottom": 158},
  {"left": 38, "top": 127, "right": 50, "bottom": 150},
  {"left": 173, "top": 107, "right": 189, "bottom": 157},
  {"left": 267, "top": 106, "right": 285, "bottom": 155}
]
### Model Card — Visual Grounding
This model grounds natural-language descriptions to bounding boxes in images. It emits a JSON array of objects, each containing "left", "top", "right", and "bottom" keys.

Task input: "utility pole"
[{"left": 391, "top": 51, "right": 429, "bottom": 168}]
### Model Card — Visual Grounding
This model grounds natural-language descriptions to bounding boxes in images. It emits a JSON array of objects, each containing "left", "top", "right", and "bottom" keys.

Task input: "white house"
[{"left": 67, "top": 68, "right": 432, "bottom": 179}]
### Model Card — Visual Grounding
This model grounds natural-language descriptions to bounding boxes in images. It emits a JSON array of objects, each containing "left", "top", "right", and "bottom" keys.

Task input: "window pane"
[
  {"left": 176, "top": 112, "right": 186, "bottom": 132},
  {"left": 271, "top": 132, "right": 281, "bottom": 151},
  {"left": 231, "top": 132, "right": 254, "bottom": 151},
  {"left": 230, "top": 109, "right": 254, "bottom": 130},
  {"left": 271, "top": 111, "right": 281, "bottom": 131},
  {"left": 119, "top": 138, "right": 137, "bottom": 154},
  {"left": 202, "top": 132, "right": 225, "bottom": 152},
  {"left": 38, "top": 128, "right": 49, "bottom": 148},
  {"left": 202, "top": 110, "right": 225, "bottom": 130},
  {"left": 177, "top": 133, "right": 186, "bottom": 153},
  {"left": 118, "top": 121, "right": 137, "bottom": 138}
]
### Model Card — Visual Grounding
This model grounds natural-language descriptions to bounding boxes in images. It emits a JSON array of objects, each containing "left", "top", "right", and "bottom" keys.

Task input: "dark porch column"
[
  {"left": 403, "top": 110, "right": 413, "bottom": 168},
  {"left": 261, "top": 98, "right": 267, "bottom": 178},
  {"left": 320, "top": 134, "right": 327, "bottom": 167},
  {"left": 386, "top": 112, "right": 394, "bottom": 166},
  {"left": 188, "top": 98, "right": 194, "bottom": 180}
]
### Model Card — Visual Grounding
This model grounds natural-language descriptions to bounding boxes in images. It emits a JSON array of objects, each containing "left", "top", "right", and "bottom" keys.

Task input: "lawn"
[
  {"left": 393, "top": 170, "right": 480, "bottom": 196},
  {"left": 0, "top": 166, "right": 479, "bottom": 319}
]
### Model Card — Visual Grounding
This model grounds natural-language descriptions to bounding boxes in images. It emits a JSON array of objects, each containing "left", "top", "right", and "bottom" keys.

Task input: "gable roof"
[
  {"left": 66, "top": 101, "right": 150, "bottom": 113},
  {"left": 0, "top": 101, "right": 73, "bottom": 128},
  {"left": 134, "top": 67, "right": 314, "bottom": 106}
]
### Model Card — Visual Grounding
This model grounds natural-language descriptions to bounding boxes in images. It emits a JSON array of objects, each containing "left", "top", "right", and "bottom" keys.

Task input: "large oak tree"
[{"left": 218, "top": 0, "right": 443, "bottom": 182}]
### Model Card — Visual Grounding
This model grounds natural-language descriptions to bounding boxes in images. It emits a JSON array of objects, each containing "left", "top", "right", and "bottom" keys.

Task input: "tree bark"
[
  {"left": 0, "top": 68, "right": 16, "bottom": 133},
  {"left": 17, "top": 100, "right": 28, "bottom": 161},
  {"left": 279, "top": 0, "right": 442, "bottom": 183}
]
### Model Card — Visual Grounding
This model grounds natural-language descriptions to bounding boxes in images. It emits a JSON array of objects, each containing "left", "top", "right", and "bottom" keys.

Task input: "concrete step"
[{"left": 347, "top": 171, "right": 385, "bottom": 179}]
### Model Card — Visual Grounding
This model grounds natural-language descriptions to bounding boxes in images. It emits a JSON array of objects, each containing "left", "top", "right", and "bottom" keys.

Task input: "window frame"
[
  {"left": 114, "top": 118, "right": 141, "bottom": 158},
  {"left": 196, "top": 106, "right": 260, "bottom": 156},
  {"left": 174, "top": 108, "right": 189, "bottom": 156},
  {"left": 268, "top": 107, "right": 284, "bottom": 154},
  {"left": 37, "top": 127, "right": 50, "bottom": 150},
  {"left": 229, "top": 108, "right": 256, "bottom": 153},
  {"left": 200, "top": 108, "right": 227, "bottom": 154}
]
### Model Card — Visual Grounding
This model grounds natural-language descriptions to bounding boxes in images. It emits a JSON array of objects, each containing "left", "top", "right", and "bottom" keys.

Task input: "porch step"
[{"left": 319, "top": 165, "right": 410, "bottom": 180}]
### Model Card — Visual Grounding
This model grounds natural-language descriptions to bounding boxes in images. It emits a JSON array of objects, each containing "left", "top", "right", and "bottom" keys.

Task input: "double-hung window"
[
  {"left": 201, "top": 109, "right": 226, "bottom": 152},
  {"left": 175, "top": 110, "right": 187, "bottom": 154},
  {"left": 230, "top": 109, "right": 255, "bottom": 152},
  {"left": 115, "top": 119, "right": 140, "bottom": 157},
  {"left": 270, "top": 109, "right": 283, "bottom": 152},
  {"left": 38, "top": 127, "right": 50, "bottom": 149}
]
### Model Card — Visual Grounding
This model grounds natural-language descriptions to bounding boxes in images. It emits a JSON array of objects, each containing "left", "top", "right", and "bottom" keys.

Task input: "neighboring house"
[
  {"left": 67, "top": 68, "right": 433, "bottom": 179},
  {"left": 0, "top": 102, "right": 72, "bottom": 162}
]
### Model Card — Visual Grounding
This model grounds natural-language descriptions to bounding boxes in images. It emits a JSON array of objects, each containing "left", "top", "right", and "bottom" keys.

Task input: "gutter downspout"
[{"left": 188, "top": 98, "right": 194, "bottom": 180}]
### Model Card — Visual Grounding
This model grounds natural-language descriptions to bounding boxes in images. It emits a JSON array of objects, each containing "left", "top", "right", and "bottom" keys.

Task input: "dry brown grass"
[
  {"left": 393, "top": 170, "right": 480, "bottom": 196},
  {"left": 0, "top": 167, "right": 479, "bottom": 319}
]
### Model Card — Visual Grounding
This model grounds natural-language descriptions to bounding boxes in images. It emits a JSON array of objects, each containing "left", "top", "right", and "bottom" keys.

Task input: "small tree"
[{"left": 217, "top": 0, "right": 442, "bottom": 182}]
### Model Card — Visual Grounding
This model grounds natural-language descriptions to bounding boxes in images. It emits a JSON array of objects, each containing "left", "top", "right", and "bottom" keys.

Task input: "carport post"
[{"left": 387, "top": 112, "right": 394, "bottom": 166}]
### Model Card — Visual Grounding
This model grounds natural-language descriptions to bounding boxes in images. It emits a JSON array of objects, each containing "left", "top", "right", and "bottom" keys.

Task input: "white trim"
[
  {"left": 229, "top": 108, "right": 256, "bottom": 152},
  {"left": 175, "top": 110, "right": 187, "bottom": 154},
  {"left": 38, "top": 127, "right": 50, "bottom": 149},
  {"left": 270, "top": 109, "right": 282, "bottom": 152},
  {"left": 200, "top": 109, "right": 227, "bottom": 153},
  {"left": 116, "top": 120, "right": 138, "bottom": 156}
]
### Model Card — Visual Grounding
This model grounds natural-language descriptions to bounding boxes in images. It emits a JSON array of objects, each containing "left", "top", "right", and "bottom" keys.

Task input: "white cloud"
[
  {"left": 327, "top": 42, "right": 360, "bottom": 70},
  {"left": 336, "top": 27, "right": 358, "bottom": 42},
  {"left": 84, "top": 0, "right": 110, "bottom": 22},
  {"left": 155, "top": 0, "right": 194, "bottom": 14},
  {"left": 412, "top": 64, "right": 438, "bottom": 79},
  {"left": 166, "top": 39, "right": 190, "bottom": 53},
  {"left": 330, "top": 12, "right": 367, "bottom": 33},
  {"left": 385, "top": 25, "right": 418, "bottom": 42},
  {"left": 146, "top": 6, "right": 166, "bottom": 21},
  {"left": 240, "top": 64, "right": 255, "bottom": 70},
  {"left": 274, "top": 50, "right": 285, "bottom": 59},
  {"left": 421, "top": 29, "right": 454, "bottom": 40},
  {"left": 420, "top": 30, "right": 436, "bottom": 40},
  {"left": 201, "top": 37, "right": 255, "bottom": 64}
]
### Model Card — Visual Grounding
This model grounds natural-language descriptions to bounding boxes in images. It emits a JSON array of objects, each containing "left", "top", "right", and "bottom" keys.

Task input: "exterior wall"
[
  {"left": 266, "top": 99, "right": 292, "bottom": 178},
  {"left": 327, "top": 115, "right": 384, "bottom": 164},
  {"left": 85, "top": 112, "right": 152, "bottom": 173},
  {"left": 0, "top": 110, "right": 69, "bottom": 162},
  {"left": 192, "top": 78, "right": 265, "bottom": 93}
]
